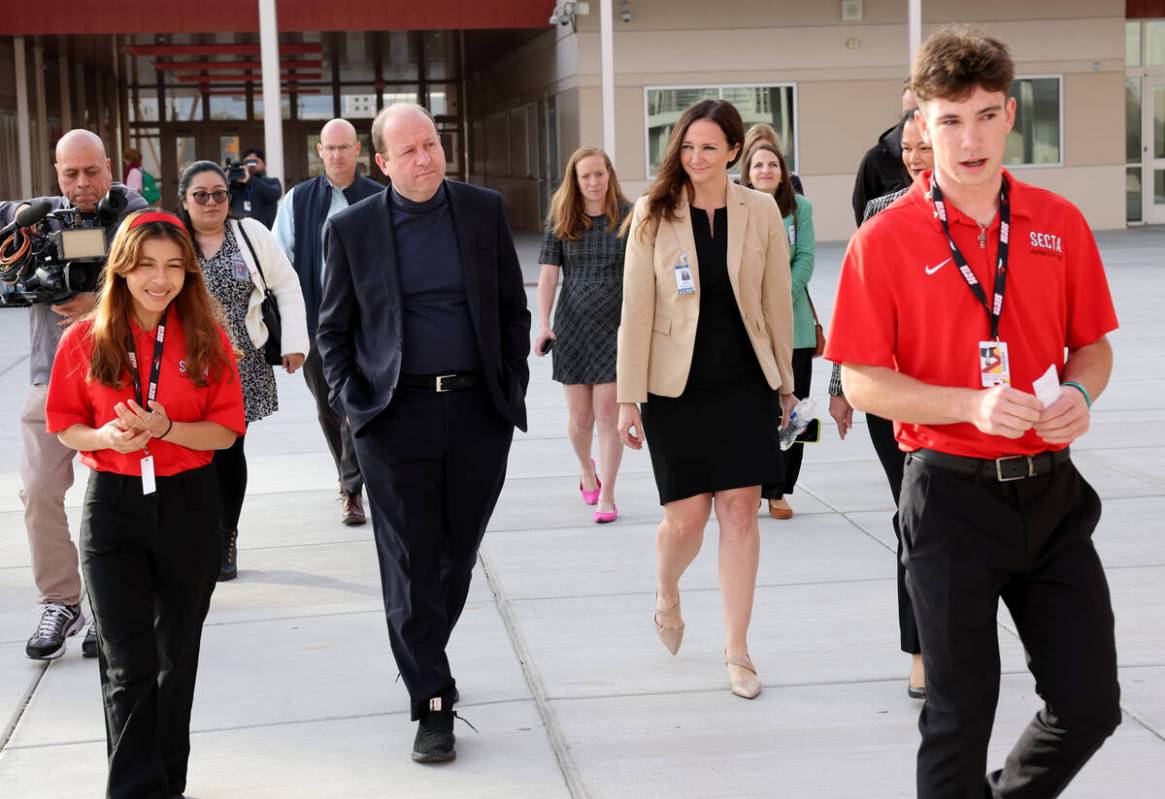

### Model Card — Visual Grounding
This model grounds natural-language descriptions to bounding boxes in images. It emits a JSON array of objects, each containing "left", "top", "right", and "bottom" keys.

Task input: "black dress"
[
  {"left": 538, "top": 208, "right": 629, "bottom": 384},
  {"left": 639, "top": 206, "right": 783, "bottom": 504}
]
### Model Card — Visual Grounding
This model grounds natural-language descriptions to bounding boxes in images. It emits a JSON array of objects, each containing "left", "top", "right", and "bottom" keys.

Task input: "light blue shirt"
[{"left": 272, "top": 178, "right": 352, "bottom": 286}]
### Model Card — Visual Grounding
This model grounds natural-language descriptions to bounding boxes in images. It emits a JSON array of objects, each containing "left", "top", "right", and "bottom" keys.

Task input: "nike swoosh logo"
[{"left": 924, "top": 258, "right": 952, "bottom": 276}]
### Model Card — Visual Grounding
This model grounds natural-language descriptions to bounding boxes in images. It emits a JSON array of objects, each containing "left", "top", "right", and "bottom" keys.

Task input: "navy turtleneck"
[{"left": 390, "top": 182, "right": 481, "bottom": 374}]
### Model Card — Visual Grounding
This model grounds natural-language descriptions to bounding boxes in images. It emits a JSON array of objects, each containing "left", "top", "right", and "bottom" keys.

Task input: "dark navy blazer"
[{"left": 316, "top": 180, "right": 531, "bottom": 437}]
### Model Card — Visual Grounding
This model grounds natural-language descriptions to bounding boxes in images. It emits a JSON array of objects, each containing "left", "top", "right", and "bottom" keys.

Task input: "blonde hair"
[{"left": 546, "top": 147, "right": 628, "bottom": 241}]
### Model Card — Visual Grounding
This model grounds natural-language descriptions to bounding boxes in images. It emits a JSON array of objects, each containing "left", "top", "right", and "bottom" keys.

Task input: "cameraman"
[
  {"left": 228, "top": 147, "right": 282, "bottom": 229},
  {"left": 0, "top": 129, "right": 147, "bottom": 661}
]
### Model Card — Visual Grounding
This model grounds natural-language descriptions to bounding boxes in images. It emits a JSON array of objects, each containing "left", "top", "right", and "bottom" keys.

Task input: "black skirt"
[{"left": 640, "top": 378, "right": 784, "bottom": 505}]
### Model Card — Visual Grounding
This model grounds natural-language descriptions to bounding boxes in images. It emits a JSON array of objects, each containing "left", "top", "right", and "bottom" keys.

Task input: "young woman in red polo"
[{"left": 45, "top": 210, "right": 244, "bottom": 799}]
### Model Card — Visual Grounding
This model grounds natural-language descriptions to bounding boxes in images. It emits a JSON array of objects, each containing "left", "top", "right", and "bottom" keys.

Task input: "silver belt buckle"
[
  {"left": 995, "top": 455, "right": 1035, "bottom": 482},
  {"left": 434, "top": 373, "right": 455, "bottom": 393}
]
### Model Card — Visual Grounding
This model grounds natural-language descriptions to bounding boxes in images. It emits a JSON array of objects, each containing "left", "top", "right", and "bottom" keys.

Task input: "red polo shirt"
[
  {"left": 46, "top": 312, "right": 246, "bottom": 476},
  {"left": 824, "top": 169, "right": 1118, "bottom": 459}
]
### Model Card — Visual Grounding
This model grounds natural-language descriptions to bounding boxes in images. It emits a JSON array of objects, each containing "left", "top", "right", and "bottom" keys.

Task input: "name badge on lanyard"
[
  {"left": 126, "top": 308, "right": 168, "bottom": 496},
  {"left": 978, "top": 340, "right": 1011, "bottom": 387},
  {"left": 674, "top": 251, "right": 695, "bottom": 295}
]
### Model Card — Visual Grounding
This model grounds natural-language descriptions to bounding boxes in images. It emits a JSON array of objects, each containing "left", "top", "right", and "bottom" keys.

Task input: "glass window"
[
  {"left": 129, "top": 88, "right": 159, "bottom": 123},
  {"left": 340, "top": 86, "right": 378, "bottom": 118},
  {"left": 1156, "top": 85, "right": 1165, "bottom": 160},
  {"left": 428, "top": 84, "right": 459, "bottom": 118},
  {"left": 424, "top": 31, "right": 457, "bottom": 80},
  {"left": 439, "top": 126, "right": 461, "bottom": 174},
  {"left": 337, "top": 31, "right": 376, "bottom": 82},
  {"left": 1127, "top": 78, "right": 1142, "bottom": 165},
  {"left": 1156, "top": 169, "right": 1165, "bottom": 205},
  {"left": 381, "top": 31, "right": 419, "bottom": 81},
  {"left": 253, "top": 94, "right": 292, "bottom": 121},
  {"left": 1004, "top": 77, "right": 1060, "bottom": 166},
  {"left": 645, "top": 85, "right": 796, "bottom": 176},
  {"left": 219, "top": 136, "right": 240, "bottom": 165},
  {"left": 209, "top": 94, "right": 248, "bottom": 121},
  {"left": 1128, "top": 21, "right": 1142, "bottom": 67},
  {"left": 1147, "top": 21, "right": 1165, "bottom": 66},
  {"left": 296, "top": 90, "right": 335, "bottom": 121},
  {"left": 1127, "top": 167, "right": 1142, "bottom": 223},
  {"left": 382, "top": 88, "right": 420, "bottom": 109},
  {"left": 176, "top": 135, "right": 198, "bottom": 178},
  {"left": 166, "top": 89, "right": 203, "bottom": 123}
]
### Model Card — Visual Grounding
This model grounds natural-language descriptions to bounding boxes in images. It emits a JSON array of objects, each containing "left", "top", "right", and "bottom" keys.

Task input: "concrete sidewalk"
[{"left": 0, "top": 230, "right": 1162, "bottom": 797}]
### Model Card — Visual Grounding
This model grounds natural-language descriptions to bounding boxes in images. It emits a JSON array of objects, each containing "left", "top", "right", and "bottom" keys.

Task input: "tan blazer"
[{"left": 616, "top": 181, "right": 795, "bottom": 403}]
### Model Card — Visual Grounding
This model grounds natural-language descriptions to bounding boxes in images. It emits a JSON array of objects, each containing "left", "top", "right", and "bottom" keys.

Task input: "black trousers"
[
  {"left": 763, "top": 346, "right": 814, "bottom": 499},
  {"left": 900, "top": 453, "right": 1120, "bottom": 798},
  {"left": 354, "top": 383, "right": 513, "bottom": 720},
  {"left": 80, "top": 465, "right": 221, "bottom": 799},
  {"left": 304, "top": 342, "right": 363, "bottom": 496},
  {"left": 211, "top": 433, "right": 247, "bottom": 534},
  {"left": 866, "top": 412, "right": 920, "bottom": 655}
]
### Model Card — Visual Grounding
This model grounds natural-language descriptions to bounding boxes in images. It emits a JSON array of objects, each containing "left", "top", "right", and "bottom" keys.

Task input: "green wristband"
[{"left": 1061, "top": 381, "right": 1092, "bottom": 409}]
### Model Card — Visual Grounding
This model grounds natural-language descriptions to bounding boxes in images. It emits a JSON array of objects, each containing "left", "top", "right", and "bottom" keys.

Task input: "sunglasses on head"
[{"left": 190, "top": 190, "right": 230, "bottom": 206}]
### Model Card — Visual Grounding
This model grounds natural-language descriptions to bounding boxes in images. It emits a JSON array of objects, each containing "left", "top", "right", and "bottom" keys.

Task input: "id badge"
[
  {"left": 787, "top": 223, "right": 796, "bottom": 247},
  {"left": 674, "top": 252, "right": 695, "bottom": 295},
  {"left": 243, "top": 200, "right": 252, "bottom": 213},
  {"left": 232, "top": 255, "right": 250, "bottom": 281},
  {"left": 140, "top": 455, "right": 157, "bottom": 496},
  {"left": 978, "top": 340, "right": 1011, "bottom": 387}
]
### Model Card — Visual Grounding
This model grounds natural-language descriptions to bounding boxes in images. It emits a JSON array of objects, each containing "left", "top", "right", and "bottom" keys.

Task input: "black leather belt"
[
  {"left": 397, "top": 372, "right": 482, "bottom": 393},
  {"left": 908, "top": 447, "right": 1071, "bottom": 482}
]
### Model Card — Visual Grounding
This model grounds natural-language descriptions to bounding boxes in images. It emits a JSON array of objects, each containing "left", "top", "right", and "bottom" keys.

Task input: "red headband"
[{"left": 129, "top": 211, "right": 185, "bottom": 229}]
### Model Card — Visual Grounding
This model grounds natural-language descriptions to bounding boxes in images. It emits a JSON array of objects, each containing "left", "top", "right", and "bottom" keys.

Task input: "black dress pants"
[
  {"left": 304, "top": 342, "right": 363, "bottom": 496},
  {"left": 80, "top": 466, "right": 221, "bottom": 799},
  {"left": 763, "top": 346, "right": 814, "bottom": 499},
  {"left": 865, "top": 412, "right": 920, "bottom": 655},
  {"left": 354, "top": 383, "right": 513, "bottom": 720},
  {"left": 900, "top": 453, "right": 1121, "bottom": 798}
]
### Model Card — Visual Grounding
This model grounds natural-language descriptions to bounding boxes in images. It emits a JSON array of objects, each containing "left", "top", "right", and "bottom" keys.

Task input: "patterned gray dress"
[
  {"left": 539, "top": 207, "right": 629, "bottom": 385},
  {"left": 198, "top": 226, "right": 278, "bottom": 423}
]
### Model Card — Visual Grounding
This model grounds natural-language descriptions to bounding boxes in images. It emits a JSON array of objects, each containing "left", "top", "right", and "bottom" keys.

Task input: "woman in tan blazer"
[{"left": 616, "top": 99, "right": 797, "bottom": 699}]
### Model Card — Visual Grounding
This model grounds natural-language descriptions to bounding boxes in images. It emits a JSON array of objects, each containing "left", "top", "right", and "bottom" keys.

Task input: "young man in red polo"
[{"left": 826, "top": 26, "right": 1121, "bottom": 798}]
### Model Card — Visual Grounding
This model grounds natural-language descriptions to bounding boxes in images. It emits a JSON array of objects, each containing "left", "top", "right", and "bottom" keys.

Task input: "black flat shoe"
[{"left": 908, "top": 683, "right": 928, "bottom": 700}]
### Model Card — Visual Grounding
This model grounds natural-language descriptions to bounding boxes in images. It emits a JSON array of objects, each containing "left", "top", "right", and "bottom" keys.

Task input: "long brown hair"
[
  {"left": 740, "top": 140, "right": 796, "bottom": 218},
  {"left": 625, "top": 99, "right": 745, "bottom": 239},
  {"left": 547, "top": 147, "right": 628, "bottom": 241},
  {"left": 87, "top": 212, "right": 234, "bottom": 389}
]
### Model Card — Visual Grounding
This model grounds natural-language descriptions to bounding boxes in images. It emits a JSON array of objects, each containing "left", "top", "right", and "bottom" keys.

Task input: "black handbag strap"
[{"left": 234, "top": 220, "right": 271, "bottom": 295}]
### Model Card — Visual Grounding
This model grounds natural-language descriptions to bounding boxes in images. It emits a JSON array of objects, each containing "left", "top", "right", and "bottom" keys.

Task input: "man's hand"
[
  {"left": 829, "top": 395, "right": 854, "bottom": 440},
  {"left": 49, "top": 291, "right": 98, "bottom": 327},
  {"left": 1034, "top": 388, "right": 1090, "bottom": 444},
  {"left": 966, "top": 384, "right": 1043, "bottom": 439}
]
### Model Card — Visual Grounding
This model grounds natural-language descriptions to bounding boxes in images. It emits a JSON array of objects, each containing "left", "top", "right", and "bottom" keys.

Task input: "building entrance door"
[{"left": 1144, "top": 76, "right": 1165, "bottom": 225}]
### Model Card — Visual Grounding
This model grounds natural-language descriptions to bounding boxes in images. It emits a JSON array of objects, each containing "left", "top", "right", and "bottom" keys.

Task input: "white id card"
[
  {"left": 674, "top": 252, "right": 695, "bottom": 295},
  {"left": 140, "top": 455, "right": 156, "bottom": 496},
  {"left": 1032, "top": 364, "right": 1064, "bottom": 409},
  {"left": 243, "top": 200, "right": 252, "bottom": 213},
  {"left": 978, "top": 340, "right": 1011, "bottom": 387}
]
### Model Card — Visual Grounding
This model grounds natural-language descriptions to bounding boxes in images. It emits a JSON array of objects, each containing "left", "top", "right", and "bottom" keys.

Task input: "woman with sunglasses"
[
  {"left": 46, "top": 211, "right": 245, "bottom": 798},
  {"left": 177, "top": 161, "right": 308, "bottom": 581}
]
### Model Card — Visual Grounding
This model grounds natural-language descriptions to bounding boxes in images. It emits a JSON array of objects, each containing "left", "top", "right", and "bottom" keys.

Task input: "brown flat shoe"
[{"left": 768, "top": 499, "right": 793, "bottom": 520}]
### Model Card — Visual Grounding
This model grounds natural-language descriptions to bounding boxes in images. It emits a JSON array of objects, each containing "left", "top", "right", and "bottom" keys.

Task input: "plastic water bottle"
[{"left": 778, "top": 398, "right": 816, "bottom": 451}]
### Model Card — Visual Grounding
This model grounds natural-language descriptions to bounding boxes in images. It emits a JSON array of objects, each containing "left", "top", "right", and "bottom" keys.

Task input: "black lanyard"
[
  {"left": 929, "top": 174, "right": 1011, "bottom": 341},
  {"left": 125, "top": 307, "right": 167, "bottom": 414}
]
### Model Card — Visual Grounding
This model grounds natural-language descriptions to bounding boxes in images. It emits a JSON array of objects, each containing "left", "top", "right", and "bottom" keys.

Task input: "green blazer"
[{"left": 782, "top": 194, "right": 817, "bottom": 350}]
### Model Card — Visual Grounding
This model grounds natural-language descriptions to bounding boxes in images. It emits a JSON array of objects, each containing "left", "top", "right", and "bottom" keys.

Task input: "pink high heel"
[
  {"left": 579, "top": 459, "right": 601, "bottom": 506},
  {"left": 594, "top": 505, "right": 618, "bottom": 524}
]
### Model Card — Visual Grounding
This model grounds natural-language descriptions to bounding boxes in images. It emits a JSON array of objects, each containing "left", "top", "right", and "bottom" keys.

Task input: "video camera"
[
  {"left": 225, "top": 159, "right": 248, "bottom": 184},
  {"left": 0, "top": 187, "right": 128, "bottom": 307}
]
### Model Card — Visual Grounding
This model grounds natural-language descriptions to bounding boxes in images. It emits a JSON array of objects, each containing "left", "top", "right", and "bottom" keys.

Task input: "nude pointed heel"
[
  {"left": 726, "top": 653, "right": 762, "bottom": 699},
  {"left": 653, "top": 593, "right": 685, "bottom": 656}
]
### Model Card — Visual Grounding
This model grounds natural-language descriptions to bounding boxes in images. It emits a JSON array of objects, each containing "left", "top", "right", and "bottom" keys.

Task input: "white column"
[
  {"left": 908, "top": 0, "right": 922, "bottom": 68},
  {"left": 599, "top": 0, "right": 616, "bottom": 161},
  {"left": 258, "top": 0, "right": 284, "bottom": 182},
  {"left": 14, "top": 37, "right": 32, "bottom": 197}
]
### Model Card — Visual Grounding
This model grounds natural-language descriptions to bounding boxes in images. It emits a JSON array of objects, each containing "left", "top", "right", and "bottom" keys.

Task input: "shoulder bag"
[{"left": 235, "top": 221, "right": 284, "bottom": 366}]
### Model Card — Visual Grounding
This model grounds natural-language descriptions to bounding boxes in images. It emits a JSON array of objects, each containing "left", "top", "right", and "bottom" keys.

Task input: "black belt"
[
  {"left": 397, "top": 372, "right": 482, "bottom": 393},
  {"left": 908, "top": 447, "right": 1071, "bottom": 482}
]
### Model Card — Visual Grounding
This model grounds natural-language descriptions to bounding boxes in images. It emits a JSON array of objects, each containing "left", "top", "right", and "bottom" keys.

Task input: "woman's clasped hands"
[{"left": 99, "top": 399, "right": 172, "bottom": 453}]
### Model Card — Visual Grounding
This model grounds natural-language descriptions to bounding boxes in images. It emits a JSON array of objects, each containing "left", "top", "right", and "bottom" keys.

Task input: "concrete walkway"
[{"left": 0, "top": 229, "right": 1162, "bottom": 797}]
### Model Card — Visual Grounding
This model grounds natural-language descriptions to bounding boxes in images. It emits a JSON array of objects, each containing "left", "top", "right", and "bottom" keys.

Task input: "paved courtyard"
[{"left": 0, "top": 228, "right": 1162, "bottom": 798}]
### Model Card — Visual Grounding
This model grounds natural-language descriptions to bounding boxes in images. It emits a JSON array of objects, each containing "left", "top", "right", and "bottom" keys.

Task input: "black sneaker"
[
  {"left": 25, "top": 603, "right": 85, "bottom": 660},
  {"left": 412, "top": 699, "right": 456, "bottom": 763},
  {"left": 218, "top": 529, "right": 238, "bottom": 582},
  {"left": 81, "top": 624, "right": 98, "bottom": 658}
]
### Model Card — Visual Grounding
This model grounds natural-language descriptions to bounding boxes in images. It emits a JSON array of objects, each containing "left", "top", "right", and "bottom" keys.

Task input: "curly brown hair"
[{"left": 911, "top": 25, "right": 1014, "bottom": 103}]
